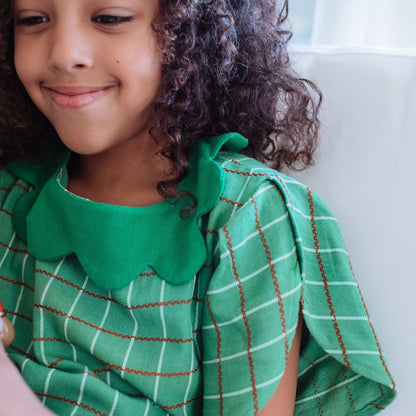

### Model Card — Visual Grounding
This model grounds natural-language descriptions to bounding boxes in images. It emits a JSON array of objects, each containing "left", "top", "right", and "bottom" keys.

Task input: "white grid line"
[
  {"left": 203, "top": 283, "right": 301, "bottom": 330},
  {"left": 90, "top": 291, "right": 112, "bottom": 355},
  {"left": 0, "top": 232, "right": 15, "bottom": 269},
  {"left": 193, "top": 274, "right": 202, "bottom": 362},
  {"left": 230, "top": 175, "right": 251, "bottom": 220},
  {"left": 154, "top": 280, "right": 167, "bottom": 403},
  {"left": 204, "top": 369, "right": 285, "bottom": 399},
  {"left": 183, "top": 338, "right": 195, "bottom": 416},
  {"left": 144, "top": 399, "right": 150, "bottom": 416},
  {"left": 121, "top": 281, "right": 139, "bottom": 379},
  {"left": 303, "top": 279, "right": 357, "bottom": 286},
  {"left": 252, "top": 184, "right": 275, "bottom": 199},
  {"left": 108, "top": 390, "right": 119, "bottom": 416},
  {"left": 203, "top": 324, "right": 297, "bottom": 365},
  {"left": 21, "top": 357, "right": 30, "bottom": 375},
  {"left": 295, "top": 374, "right": 362, "bottom": 404},
  {"left": 303, "top": 310, "right": 370, "bottom": 321},
  {"left": 303, "top": 247, "right": 348, "bottom": 255},
  {"left": 297, "top": 354, "right": 331, "bottom": 378},
  {"left": 42, "top": 368, "right": 56, "bottom": 405},
  {"left": 324, "top": 349, "right": 381, "bottom": 355},
  {"left": 40, "top": 257, "right": 66, "bottom": 367},
  {"left": 70, "top": 369, "right": 88, "bottom": 416},
  {"left": 208, "top": 247, "right": 297, "bottom": 295},
  {"left": 12, "top": 252, "right": 29, "bottom": 326},
  {"left": 293, "top": 206, "right": 338, "bottom": 222},
  {"left": 218, "top": 154, "right": 252, "bottom": 165},
  {"left": 220, "top": 212, "right": 289, "bottom": 259},
  {"left": 65, "top": 275, "right": 89, "bottom": 363}
]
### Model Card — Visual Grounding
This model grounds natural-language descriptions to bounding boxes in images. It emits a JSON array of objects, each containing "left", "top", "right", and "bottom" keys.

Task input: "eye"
[
  {"left": 15, "top": 15, "right": 49, "bottom": 26},
  {"left": 92, "top": 15, "right": 133, "bottom": 25}
]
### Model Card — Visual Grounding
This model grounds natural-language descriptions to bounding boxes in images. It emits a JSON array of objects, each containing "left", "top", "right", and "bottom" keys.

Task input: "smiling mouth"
[{"left": 44, "top": 85, "right": 112, "bottom": 109}]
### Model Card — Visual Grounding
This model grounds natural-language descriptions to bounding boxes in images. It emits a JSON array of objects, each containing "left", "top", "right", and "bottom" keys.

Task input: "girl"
[{"left": 0, "top": 0, "right": 396, "bottom": 415}]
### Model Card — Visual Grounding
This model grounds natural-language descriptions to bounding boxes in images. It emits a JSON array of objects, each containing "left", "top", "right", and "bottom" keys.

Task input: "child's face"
[{"left": 13, "top": 0, "right": 162, "bottom": 155}]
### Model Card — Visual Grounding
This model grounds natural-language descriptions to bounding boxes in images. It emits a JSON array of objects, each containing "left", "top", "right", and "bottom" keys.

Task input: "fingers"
[{"left": 0, "top": 312, "right": 15, "bottom": 348}]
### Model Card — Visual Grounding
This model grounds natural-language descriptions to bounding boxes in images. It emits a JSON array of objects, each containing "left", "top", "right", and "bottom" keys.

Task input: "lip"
[{"left": 43, "top": 85, "right": 112, "bottom": 109}]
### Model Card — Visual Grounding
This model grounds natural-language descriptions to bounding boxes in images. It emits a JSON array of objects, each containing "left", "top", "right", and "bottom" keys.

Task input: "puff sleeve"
[{"left": 201, "top": 175, "right": 396, "bottom": 415}]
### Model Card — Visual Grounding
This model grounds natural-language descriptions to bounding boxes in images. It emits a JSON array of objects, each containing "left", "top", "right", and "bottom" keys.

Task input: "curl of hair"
[{"left": 0, "top": 0, "right": 321, "bottom": 199}]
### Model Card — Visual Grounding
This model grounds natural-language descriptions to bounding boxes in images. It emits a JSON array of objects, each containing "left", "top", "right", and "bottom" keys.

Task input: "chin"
[
  {"left": 59, "top": 138, "right": 112, "bottom": 156},
  {"left": 55, "top": 129, "right": 114, "bottom": 155}
]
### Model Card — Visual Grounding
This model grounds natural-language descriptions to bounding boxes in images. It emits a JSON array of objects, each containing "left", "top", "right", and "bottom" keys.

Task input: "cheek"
[{"left": 14, "top": 41, "right": 36, "bottom": 89}]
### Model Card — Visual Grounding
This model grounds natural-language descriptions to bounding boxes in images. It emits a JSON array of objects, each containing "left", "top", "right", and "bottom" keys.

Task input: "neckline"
[{"left": 7, "top": 133, "right": 248, "bottom": 289}]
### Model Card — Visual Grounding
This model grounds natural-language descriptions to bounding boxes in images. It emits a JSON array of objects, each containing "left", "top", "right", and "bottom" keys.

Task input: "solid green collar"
[{"left": 7, "top": 133, "right": 247, "bottom": 289}]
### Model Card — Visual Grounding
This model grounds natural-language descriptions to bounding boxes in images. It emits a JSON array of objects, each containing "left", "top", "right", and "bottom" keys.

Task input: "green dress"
[{"left": 0, "top": 133, "right": 396, "bottom": 415}]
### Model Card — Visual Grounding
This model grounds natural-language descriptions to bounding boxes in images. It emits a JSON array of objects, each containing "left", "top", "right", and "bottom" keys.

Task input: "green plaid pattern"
[{"left": 0, "top": 150, "right": 395, "bottom": 415}]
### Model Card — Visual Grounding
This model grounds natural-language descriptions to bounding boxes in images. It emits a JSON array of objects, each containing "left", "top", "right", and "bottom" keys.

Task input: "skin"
[
  {"left": 4, "top": 0, "right": 302, "bottom": 414},
  {"left": 14, "top": 0, "right": 170, "bottom": 206},
  {"left": 259, "top": 314, "right": 302, "bottom": 416}
]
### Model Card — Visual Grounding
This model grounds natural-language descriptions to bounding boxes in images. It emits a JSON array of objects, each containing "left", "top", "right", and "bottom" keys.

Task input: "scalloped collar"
[{"left": 7, "top": 133, "right": 248, "bottom": 289}]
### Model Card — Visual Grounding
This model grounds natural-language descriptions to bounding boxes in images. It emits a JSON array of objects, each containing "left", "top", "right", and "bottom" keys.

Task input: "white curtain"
[{"left": 311, "top": 0, "right": 416, "bottom": 47}]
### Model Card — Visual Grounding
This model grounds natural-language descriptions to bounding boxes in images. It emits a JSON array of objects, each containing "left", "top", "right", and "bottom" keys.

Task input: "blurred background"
[
  {"left": 288, "top": 1, "right": 416, "bottom": 415},
  {"left": 290, "top": 0, "right": 416, "bottom": 48}
]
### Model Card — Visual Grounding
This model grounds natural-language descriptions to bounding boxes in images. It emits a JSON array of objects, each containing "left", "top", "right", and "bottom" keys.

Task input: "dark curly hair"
[{"left": 0, "top": 0, "right": 321, "bottom": 199}]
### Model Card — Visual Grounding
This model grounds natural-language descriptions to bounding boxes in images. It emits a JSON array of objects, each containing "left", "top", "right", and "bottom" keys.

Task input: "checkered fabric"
[{"left": 0, "top": 145, "right": 396, "bottom": 415}]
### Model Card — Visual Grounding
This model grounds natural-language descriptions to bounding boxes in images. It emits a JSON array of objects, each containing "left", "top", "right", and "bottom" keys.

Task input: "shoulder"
[
  {"left": 211, "top": 150, "right": 335, "bottom": 230},
  {"left": 207, "top": 150, "right": 345, "bottom": 275}
]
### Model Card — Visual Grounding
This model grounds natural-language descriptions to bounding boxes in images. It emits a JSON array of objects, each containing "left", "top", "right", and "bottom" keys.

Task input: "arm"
[
  {"left": 259, "top": 313, "right": 302, "bottom": 416},
  {"left": 0, "top": 344, "right": 55, "bottom": 416}
]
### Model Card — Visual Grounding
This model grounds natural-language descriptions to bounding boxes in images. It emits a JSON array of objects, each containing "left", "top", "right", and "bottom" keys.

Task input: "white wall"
[
  {"left": 312, "top": 0, "right": 416, "bottom": 47},
  {"left": 291, "top": 45, "right": 416, "bottom": 416}
]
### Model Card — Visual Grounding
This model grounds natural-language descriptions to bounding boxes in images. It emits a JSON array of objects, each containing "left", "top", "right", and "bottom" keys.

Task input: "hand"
[{"left": 0, "top": 343, "right": 55, "bottom": 416}]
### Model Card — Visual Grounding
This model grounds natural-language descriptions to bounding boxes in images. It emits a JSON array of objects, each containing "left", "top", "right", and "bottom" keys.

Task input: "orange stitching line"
[
  {"left": 301, "top": 355, "right": 323, "bottom": 416},
  {"left": 370, "top": 403, "right": 385, "bottom": 410},
  {"left": 206, "top": 293, "right": 223, "bottom": 415},
  {"left": 273, "top": 176, "right": 294, "bottom": 211},
  {"left": 0, "top": 187, "right": 11, "bottom": 192},
  {"left": 8, "top": 345, "right": 38, "bottom": 362},
  {"left": 5, "top": 309, "right": 33, "bottom": 323},
  {"left": 342, "top": 368, "right": 356, "bottom": 414},
  {"left": 203, "top": 264, "right": 215, "bottom": 270},
  {"left": 378, "top": 383, "right": 385, "bottom": 396},
  {"left": 33, "top": 337, "right": 70, "bottom": 344},
  {"left": 223, "top": 168, "right": 269, "bottom": 178},
  {"left": 15, "top": 183, "right": 30, "bottom": 192},
  {"left": 204, "top": 229, "right": 219, "bottom": 236},
  {"left": 219, "top": 196, "right": 244, "bottom": 207},
  {"left": 48, "top": 358, "right": 64, "bottom": 368},
  {"left": 93, "top": 368, "right": 111, "bottom": 374},
  {"left": 0, "top": 241, "right": 28, "bottom": 254},
  {"left": 97, "top": 360, "right": 200, "bottom": 377},
  {"left": 0, "top": 274, "right": 34, "bottom": 292},
  {"left": 1, "top": 208, "right": 12, "bottom": 217},
  {"left": 36, "top": 269, "right": 204, "bottom": 309},
  {"left": 223, "top": 225, "right": 258, "bottom": 414},
  {"left": 222, "top": 156, "right": 244, "bottom": 166},
  {"left": 35, "top": 393, "right": 106, "bottom": 416},
  {"left": 347, "top": 259, "right": 396, "bottom": 390},
  {"left": 161, "top": 396, "right": 201, "bottom": 410},
  {"left": 251, "top": 197, "right": 290, "bottom": 365},
  {"left": 34, "top": 304, "right": 193, "bottom": 343},
  {"left": 139, "top": 272, "right": 156, "bottom": 277},
  {"left": 307, "top": 188, "right": 351, "bottom": 369}
]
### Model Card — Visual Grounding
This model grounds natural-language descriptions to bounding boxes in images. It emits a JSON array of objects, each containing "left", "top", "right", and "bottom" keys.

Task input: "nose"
[{"left": 47, "top": 20, "right": 93, "bottom": 73}]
